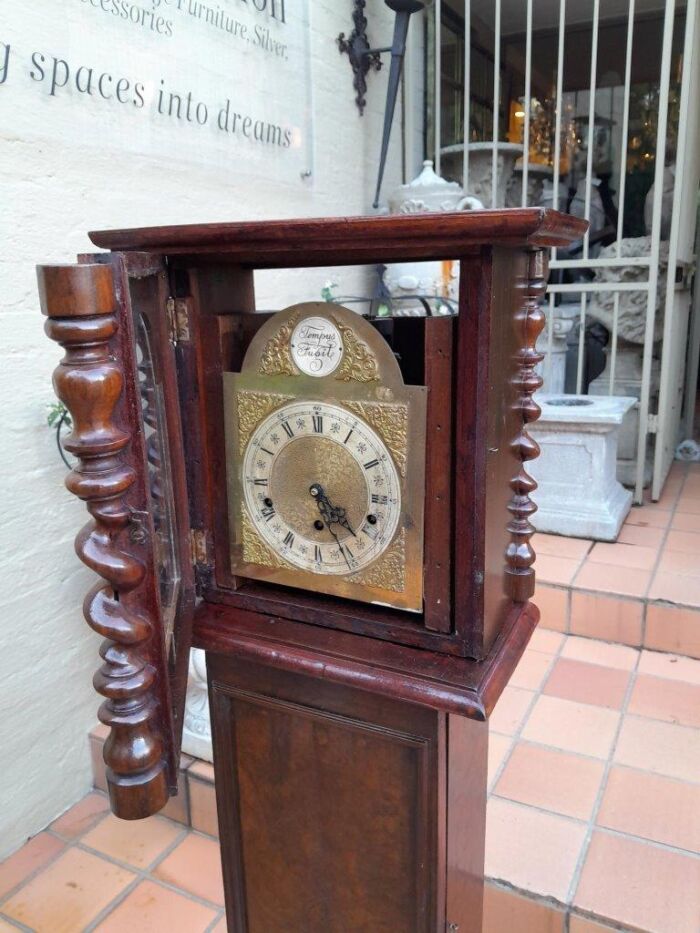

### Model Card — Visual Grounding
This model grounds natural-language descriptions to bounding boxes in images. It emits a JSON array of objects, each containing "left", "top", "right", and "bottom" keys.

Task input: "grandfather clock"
[{"left": 37, "top": 209, "right": 585, "bottom": 932}]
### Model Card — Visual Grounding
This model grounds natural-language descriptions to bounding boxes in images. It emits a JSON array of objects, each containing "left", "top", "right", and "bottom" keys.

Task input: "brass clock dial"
[
  {"left": 224, "top": 302, "right": 427, "bottom": 612},
  {"left": 243, "top": 400, "right": 401, "bottom": 576}
]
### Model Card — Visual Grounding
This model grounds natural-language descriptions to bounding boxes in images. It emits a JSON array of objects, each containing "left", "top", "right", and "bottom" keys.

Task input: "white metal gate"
[{"left": 422, "top": 0, "right": 700, "bottom": 503}]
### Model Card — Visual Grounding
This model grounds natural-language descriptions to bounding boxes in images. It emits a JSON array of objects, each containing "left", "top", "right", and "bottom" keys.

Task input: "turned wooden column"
[{"left": 38, "top": 263, "right": 169, "bottom": 818}]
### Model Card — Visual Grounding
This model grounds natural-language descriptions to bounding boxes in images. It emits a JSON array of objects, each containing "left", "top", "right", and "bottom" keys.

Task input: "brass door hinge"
[{"left": 166, "top": 297, "right": 191, "bottom": 345}]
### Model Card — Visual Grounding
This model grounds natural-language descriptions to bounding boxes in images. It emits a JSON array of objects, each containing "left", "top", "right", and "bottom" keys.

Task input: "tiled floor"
[
  {"left": 2, "top": 463, "right": 699, "bottom": 932},
  {"left": 536, "top": 461, "right": 700, "bottom": 659},
  {"left": 2, "top": 634, "right": 700, "bottom": 932}
]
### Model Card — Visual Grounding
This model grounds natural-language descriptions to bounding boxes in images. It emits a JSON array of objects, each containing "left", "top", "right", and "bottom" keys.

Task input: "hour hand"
[{"left": 309, "top": 484, "right": 355, "bottom": 537}]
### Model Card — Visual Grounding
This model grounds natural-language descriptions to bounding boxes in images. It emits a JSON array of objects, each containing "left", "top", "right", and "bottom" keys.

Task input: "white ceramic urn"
[{"left": 383, "top": 161, "right": 483, "bottom": 313}]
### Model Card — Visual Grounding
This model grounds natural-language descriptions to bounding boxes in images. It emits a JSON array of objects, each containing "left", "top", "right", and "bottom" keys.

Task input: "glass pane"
[{"left": 135, "top": 314, "right": 181, "bottom": 661}]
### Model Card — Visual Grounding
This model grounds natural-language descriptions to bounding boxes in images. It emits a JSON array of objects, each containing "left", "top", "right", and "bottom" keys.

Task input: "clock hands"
[{"left": 309, "top": 483, "right": 356, "bottom": 571}]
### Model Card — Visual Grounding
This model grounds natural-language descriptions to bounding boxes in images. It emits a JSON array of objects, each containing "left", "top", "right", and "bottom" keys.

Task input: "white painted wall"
[{"left": 0, "top": 0, "right": 421, "bottom": 858}]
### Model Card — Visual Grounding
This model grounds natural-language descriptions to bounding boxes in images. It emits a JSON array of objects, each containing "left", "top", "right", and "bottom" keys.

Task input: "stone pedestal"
[
  {"left": 181, "top": 648, "right": 213, "bottom": 762},
  {"left": 440, "top": 142, "right": 523, "bottom": 207},
  {"left": 529, "top": 394, "right": 637, "bottom": 541},
  {"left": 536, "top": 306, "right": 577, "bottom": 395},
  {"left": 589, "top": 342, "right": 659, "bottom": 487}
]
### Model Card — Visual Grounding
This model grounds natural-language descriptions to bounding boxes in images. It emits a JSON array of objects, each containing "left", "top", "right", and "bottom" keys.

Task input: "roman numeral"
[
  {"left": 261, "top": 505, "right": 276, "bottom": 521},
  {"left": 281, "top": 421, "right": 294, "bottom": 439},
  {"left": 362, "top": 524, "right": 378, "bottom": 540},
  {"left": 314, "top": 545, "right": 323, "bottom": 563},
  {"left": 283, "top": 531, "right": 295, "bottom": 547},
  {"left": 344, "top": 429, "right": 354, "bottom": 444},
  {"left": 364, "top": 459, "right": 380, "bottom": 470},
  {"left": 253, "top": 478, "right": 268, "bottom": 486},
  {"left": 260, "top": 447, "right": 274, "bottom": 457},
  {"left": 312, "top": 415, "right": 323, "bottom": 433},
  {"left": 371, "top": 494, "right": 388, "bottom": 505}
]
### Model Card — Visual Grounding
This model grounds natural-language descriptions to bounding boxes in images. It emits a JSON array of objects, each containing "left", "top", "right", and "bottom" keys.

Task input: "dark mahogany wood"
[
  {"left": 208, "top": 656, "right": 444, "bottom": 932},
  {"left": 38, "top": 209, "right": 587, "bottom": 933},
  {"left": 193, "top": 599, "right": 539, "bottom": 721},
  {"left": 38, "top": 262, "right": 172, "bottom": 818},
  {"left": 90, "top": 208, "right": 587, "bottom": 264}
]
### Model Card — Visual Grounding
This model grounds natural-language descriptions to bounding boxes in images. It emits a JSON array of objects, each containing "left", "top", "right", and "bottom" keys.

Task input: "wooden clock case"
[{"left": 37, "top": 209, "right": 586, "bottom": 933}]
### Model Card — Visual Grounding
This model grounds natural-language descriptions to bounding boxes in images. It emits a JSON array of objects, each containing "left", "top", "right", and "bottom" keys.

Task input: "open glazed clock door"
[{"left": 37, "top": 253, "right": 196, "bottom": 820}]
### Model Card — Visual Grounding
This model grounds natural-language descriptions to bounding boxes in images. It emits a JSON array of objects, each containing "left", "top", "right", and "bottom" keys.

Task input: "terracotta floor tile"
[
  {"left": 50, "top": 792, "right": 110, "bottom": 840},
  {"left": 560, "top": 635, "right": 639, "bottom": 671},
  {"left": 82, "top": 813, "right": 184, "bottom": 870},
  {"left": 597, "top": 766, "right": 700, "bottom": 853},
  {"left": 676, "top": 494, "right": 700, "bottom": 515},
  {"left": 521, "top": 695, "right": 620, "bottom": 759},
  {"left": 645, "top": 604, "right": 700, "bottom": 659},
  {"left": 2, "top": 848, "right": 135, "bottom": 933},
  {"left": 483, "top": 883, "right": 566, "bottom": 933},
  {"left": 534, "top": 584, "right": 569, "bottom": 633},
  {"left": 485, "top": 798, "right": 587, "bottom": 901},
  {"left": 0, "top": 833, "right": 65, "bottom": 900},
  {"left": 490, "top": 686, "right": 535, "bottom": 736},
  {"left": 188, "top": 760, "right": 215, "bottom": 783},
  {"left": 153, "top": 834, "right": 224, "bottom": 906},
  {"left": 614, "top": 715, "right": 700, "bottom": 783},
  {"left": 573, "top": 562, "right": 651, "bottom": 598},
  {"left": 657, "top": 548, "right": 700, "bottom": 577},
  {"left": 664, "top": 529, "right": 700, "bottom": 553},
  {"left": 628, "top": 674, "right": 700, "bottom": 728},
  {"left": 0, "top": 919, "right": 21, "bottom": 932},
  {"left": 649, "top": 570, "right": 700, "bottom": 606},
  {"left": 494, "top": 742, "right": 605, "bottom": 820},
  {"left": 671, "top": 510, "right": 700, "bottom": 533},
  {"left": 568, "top": 916, "right": 619, "bottom": 933},
  {"left": 529, "top": 627, "right": 565, "bottom": 654},
  {"left": 211, "top": 918, "right": 228, "bottom": 932},
  {"left": 487, "top": 733, "right": 513, "bottom": 789},
  {"left": 587, "top": 542, "right": 658, "bottom": 570},
  {"left": 543, "top": 658, "right": 630, "bottom": 710},
  {"left": 637, "top": 648, "right": 700, "bottom": 685},
  {"left": 617, "top": 523, "right": 666, "bottom": 548},
  {"left": 574, "top": 830, "right": 700, "bottom": 933},
  {"left": 537, "top": 555, "right": 582, "bottom": 586},
  {"left": 570, "top": 593, "right": 643, "bottom": 647},
  {"left": 189, "top": 776, "right": 219, "bottom": 839},
  {"left": 95, "top": 879, "right": 217, "bottom": 932},
  {"left": 625, "top": 505, "right": 672, "bottom": 528},
  {"left": 510, "top": 649, "right": 554, "bottom": 690},
  {"left": 536, "top": 534, "right": 593, "bottom": 561}
]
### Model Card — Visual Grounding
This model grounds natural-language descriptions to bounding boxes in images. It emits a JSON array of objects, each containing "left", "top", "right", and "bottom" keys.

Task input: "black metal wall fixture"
[{"left": 338, "top": 0, "right": 424, "bottom": 207}]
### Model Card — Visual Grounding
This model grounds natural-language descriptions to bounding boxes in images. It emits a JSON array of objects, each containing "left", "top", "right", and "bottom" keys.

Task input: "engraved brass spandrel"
[
  {"left": 344, "top": 400, "right": 408, "bottom": 477},
  {"left": 241, "top": 505, "right": 290, "bottom": 570},
  {"left": 237, "top": 391, "right": 294, "bottom": 450},
  {"left": 333, "top": 317, "right": 379, "bottom": 384},
  {"left": 349, "top": 528, "right": 406, "bottom": 592},
  {"left": 258, "top": 311, "right": 300, "bottom": 377}
]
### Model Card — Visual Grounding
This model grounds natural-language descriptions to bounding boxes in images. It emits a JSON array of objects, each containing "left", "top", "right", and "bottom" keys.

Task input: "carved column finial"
[
  {"left": 506, "top": 249, "right": 547, "bottom": 602},
  {"left": 38, "top": 262, "right": 169, "bottom": 819}
]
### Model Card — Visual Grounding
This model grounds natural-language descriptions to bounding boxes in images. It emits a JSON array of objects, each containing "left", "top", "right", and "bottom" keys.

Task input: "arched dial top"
[
  {"left": 225, "top": 301, "right": 427, "bottom": 613},
  {"left": 243, "top": 400, "right": 401, "bottom": 576}
]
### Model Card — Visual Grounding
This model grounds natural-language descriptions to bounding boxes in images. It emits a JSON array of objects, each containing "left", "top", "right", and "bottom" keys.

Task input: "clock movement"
[{"left": 37, "top": 209, "right": 586, "bottom": 932}]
